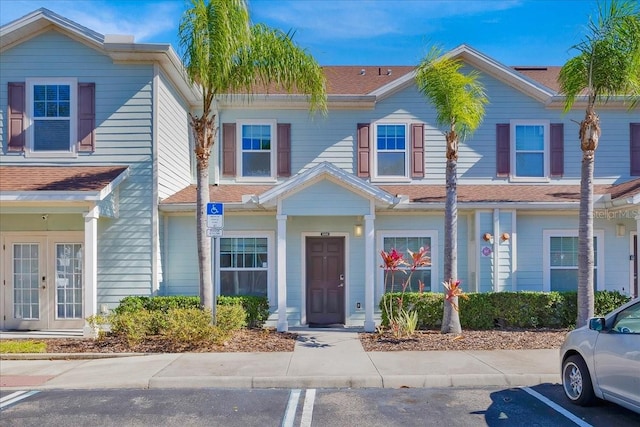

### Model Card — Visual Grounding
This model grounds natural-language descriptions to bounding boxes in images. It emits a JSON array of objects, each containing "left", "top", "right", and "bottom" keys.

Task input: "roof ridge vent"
[{"left": 360, "top": 69, "right": 366, "bottom": 75}]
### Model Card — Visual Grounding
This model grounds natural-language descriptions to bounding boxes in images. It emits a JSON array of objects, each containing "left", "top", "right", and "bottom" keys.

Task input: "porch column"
[
  {"left": 364, "top": 214, "right": 375, "bottom": 332},
  {"left": 276, "top": 214, "right": 288, "bottom": 332},
  {"left": 82, "top": 205, "right": 99, "bottom": 337}
]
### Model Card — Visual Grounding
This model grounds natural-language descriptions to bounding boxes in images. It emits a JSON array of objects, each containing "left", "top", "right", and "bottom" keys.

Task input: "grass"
[{"left": 0, "top": 340, "right": 47, "bottom": 353}]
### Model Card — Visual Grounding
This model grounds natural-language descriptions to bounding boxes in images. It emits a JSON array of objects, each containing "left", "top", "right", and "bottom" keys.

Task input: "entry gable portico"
[
  {"left": 256, "top": 162, "right": 397, "bottom": 332},
  {"left": 257, "top": 161, "right": 399, "bottom": 211}
]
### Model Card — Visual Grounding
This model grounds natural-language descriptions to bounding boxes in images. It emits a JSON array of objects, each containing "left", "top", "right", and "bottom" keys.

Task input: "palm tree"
[
  {"left": 558, "top": 0, "right": 640, "bottom": 327},
  {"left": 178, "top": 0, "right": 327, "bottom": 320},
  {"left": 415, "top": 47, "right": 488, "bottom": 334}
]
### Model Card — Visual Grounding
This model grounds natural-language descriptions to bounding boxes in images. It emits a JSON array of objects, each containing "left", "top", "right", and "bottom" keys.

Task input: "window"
[
  {"left": 379, "top": 233, "right": 435, "bottom": 294},
  {"left": 27, "top": 78, "right": 77, "bottom": 154},
  {"left": 241, "top": 123, "right": 273, "bottom": 177},
  {"left": 512, "top": 121, "right": 548, "bottom": 178},
  {"left": 544, "top": 230, "right": 604, "bottom": 292},
  {"left": 55, "top": 243, "right": 83, "bottom": 319},
  {"left": 375, "top": 124, "right": 407, "bottom": 177},
  {"left": 220, "top": 237, "right": 268, "bottom": 297}
]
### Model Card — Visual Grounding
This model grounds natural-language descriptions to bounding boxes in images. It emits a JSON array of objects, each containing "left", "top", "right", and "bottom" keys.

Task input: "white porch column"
[
  {"left": 83, "top": 205, "right": 99, "bottom": 336},
  {"left": 364, "top": 214, "right": 376, "bottom": 332},
  {"left": 276, "top": 214, "right": 288, "bottom": 332}
]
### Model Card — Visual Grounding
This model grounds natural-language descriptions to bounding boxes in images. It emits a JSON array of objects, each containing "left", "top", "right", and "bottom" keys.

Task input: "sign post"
[{"left": 207, "top": 203, "right": 224, "bottom": 304}]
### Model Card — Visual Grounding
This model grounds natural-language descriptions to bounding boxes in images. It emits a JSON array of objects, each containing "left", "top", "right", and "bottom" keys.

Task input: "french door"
[{"left": 2, "top": 233, "right": 84, "bottom": 330}]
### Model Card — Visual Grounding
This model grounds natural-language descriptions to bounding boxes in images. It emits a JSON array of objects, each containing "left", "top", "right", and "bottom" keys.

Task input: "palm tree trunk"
[
  {"left": 577, "top": 107, "right": 599, "bottom": 327},
  {"left": 441, "top": 147, "right": 461, "bottom": 334},
  {"left": 192, "top": 114, "right": 215, "bottom": 323}
]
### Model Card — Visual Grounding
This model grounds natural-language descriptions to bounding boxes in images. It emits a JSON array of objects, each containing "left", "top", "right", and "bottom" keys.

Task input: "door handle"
[
  {"left": 42, "top": 276, "right": 46, "bottom": 289},
  {"left": 338, "top": 283, "right": 344, "bottom": 288}
]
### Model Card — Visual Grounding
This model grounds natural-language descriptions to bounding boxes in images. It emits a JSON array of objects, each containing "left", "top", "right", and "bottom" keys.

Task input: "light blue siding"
[
  {"left": 282, "top": 180, "right": 370, "bottom": 215},
  {"left": 157, "top": 70, "right": 192, "bottom": 200},
  {"left": 0, "top": 30, "right": 157, "bottom": 309}
]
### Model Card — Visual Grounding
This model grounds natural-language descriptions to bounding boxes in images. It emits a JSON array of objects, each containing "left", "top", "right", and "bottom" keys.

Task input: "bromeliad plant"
[
  {"left": 442, "top": 278, "right": 468, "bottom": 313},
  {"left": 380, "top": 247, "right": 431, "bottom": 338}
]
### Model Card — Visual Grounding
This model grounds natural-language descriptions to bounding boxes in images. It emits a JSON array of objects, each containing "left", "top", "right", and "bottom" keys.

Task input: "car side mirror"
[{"left": 589, "top": 317, "right": 605, "bottom": 331}]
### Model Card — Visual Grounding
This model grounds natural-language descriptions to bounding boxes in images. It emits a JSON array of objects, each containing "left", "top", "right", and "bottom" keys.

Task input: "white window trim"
[
  {"left": 214, "top": 231, "right": 275, "bottom": 303},
  {"left": 235, "top": 119, "right": 277, "bottom": 182},
  {"left": 371, "top": 121, "right": 411, "bottom": 183},
  {"left": 376, "top": 230, "right": 439, "bottom": 301},
  {"left": 510, "top": 119, "right": 549, "bottom": 182},
  {"left": 543, "top": 229, "right": 605, "bottom": 292},
  {"left": 25, "top": 78, "right": 78, "bottom": 158}
]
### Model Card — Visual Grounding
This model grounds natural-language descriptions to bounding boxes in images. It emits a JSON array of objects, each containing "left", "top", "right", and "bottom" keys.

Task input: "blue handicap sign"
[{"left": 207, "top": 202, "right": 224, "bottom": 215}]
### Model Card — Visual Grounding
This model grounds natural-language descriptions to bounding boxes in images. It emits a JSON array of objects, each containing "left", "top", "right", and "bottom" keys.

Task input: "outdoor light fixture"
[
  {"left": 501, "top": 232, "right": 510, "bottom": 242},
  {"left": 354, "top": 224, "right": 363, "bottom": 237},
  {"left": 616, "top": 223, "right": 626, "bottom": 237},
  {"left": 482, "top": 232, "right": 493, "bottom": 243}
]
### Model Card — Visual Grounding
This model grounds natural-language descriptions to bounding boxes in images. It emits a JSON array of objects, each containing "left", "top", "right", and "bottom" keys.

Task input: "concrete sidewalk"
[{"left": 0, "top": 329, "right": 560, "bottom": 390}]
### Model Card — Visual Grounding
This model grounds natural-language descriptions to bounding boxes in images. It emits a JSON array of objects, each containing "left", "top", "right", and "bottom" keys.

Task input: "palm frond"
[
  {"left": 559, "top": 0, "right": 640, "bottom": 110},
  {"left": 415, "top": 46, "right": 488, "bottom": 140}
]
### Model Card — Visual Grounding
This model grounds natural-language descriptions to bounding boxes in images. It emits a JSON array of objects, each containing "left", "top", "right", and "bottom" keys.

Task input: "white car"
[{"left": 560, "top": 298, "right": 640, "bottom": 414}]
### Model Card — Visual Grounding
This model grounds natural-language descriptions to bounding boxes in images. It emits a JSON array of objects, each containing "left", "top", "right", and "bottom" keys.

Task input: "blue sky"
[{"left": 1, "top": 0, "right": 601, "bottom": 66}]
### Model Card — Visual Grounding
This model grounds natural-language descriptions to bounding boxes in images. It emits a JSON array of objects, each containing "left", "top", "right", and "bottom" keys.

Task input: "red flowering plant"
[
  {"left": 442, "top": 278, "right": 468, "bottom": 312},
  {"left": 380, "top": 246, "right": 431, "bottom": 338}
]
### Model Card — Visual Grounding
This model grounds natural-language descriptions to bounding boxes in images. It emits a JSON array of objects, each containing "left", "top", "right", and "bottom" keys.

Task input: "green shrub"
[
  {"left": 109, "top": 309, "right": 161, "bottom": 344},
  {"left": 115, "top": 295, "right": 269, "bottom": 328},
  {"left": 162, "top": 308, "right": 216, "bottom": 343},
  {"left": 216, "top": 303, "right": 247, "bottom": 333},
  {"left": 115, "top": 296, "right": 200, "bottom": 314},
  {"left": 379, "top": 290, "right": 631, "bottom": 330},
  {"left": 218, "top": 295, "right": 270, "bottom": 328}
]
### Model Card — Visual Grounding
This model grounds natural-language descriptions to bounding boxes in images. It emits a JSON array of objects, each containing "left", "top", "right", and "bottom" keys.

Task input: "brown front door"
[{"left": 306, "top": 237, "right": 345, "bottom": 325}]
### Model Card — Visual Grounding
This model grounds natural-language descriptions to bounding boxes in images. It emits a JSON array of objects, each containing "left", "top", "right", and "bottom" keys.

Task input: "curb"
[{"left": 0, "top": 353, "right": 149, "bottom": 360}]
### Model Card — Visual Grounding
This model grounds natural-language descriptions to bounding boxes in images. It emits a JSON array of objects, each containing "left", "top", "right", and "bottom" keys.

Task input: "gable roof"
[
  {"left": 257, "top": 161, "right": 398, "bottom": 207},
  {"left": 0, "top": 8, "right": 200, "bottom": 106}
]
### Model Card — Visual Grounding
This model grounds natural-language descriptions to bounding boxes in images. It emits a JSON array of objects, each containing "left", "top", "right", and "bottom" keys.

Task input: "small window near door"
[
  {"left": 220, "top": 237, "right": 268, "bottom": 297},
  {"left": 382, "top": 236, "right": 432, "bottom": 292}
]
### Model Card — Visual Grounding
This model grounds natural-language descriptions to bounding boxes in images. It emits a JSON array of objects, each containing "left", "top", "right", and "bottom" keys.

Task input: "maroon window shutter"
[
  {"left": 411, "top": 123, "right": 425, "bottom": 178},
  {"left": 7, "top": 82, "right": 26, "bottom": 152},
  {"left": 277, "top": 123, "right": 291, "bottom": 177},
  {"left": 550, "top": 123, "right": 564, "bottom": 177},
  {"left": 357, "top": 123, "right": 370, "bottom": 178},
  {"left": 77, "top": 82, "right": 96, "bottom": 152},
  {"left": 496, "top": 123, "right": 510, "bottom": 177},
  {"left": 222, "top": 123, "right": 236, "bottom": 177},
  {"left": 631, "top": 123, "right": 640, "bottom": 176}
]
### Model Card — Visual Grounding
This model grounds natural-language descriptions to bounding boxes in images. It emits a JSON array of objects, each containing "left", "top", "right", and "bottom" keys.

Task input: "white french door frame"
[{"left": 1, "top": 231, "right": 84, "bottom": 330}]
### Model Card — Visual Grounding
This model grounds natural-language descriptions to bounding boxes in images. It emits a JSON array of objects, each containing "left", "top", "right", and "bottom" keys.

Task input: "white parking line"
[
  {"left": 282, "top": 389, "right": 301, "bottom": 427},
  {"left": 522, "top": 387, "right": 593, "bottom": 427},
  {"left": 300, "top": 389, "right": 316, "bottom": 427},
  {"left": 0, "top": 390, "right": 40, "bottom": 410}
]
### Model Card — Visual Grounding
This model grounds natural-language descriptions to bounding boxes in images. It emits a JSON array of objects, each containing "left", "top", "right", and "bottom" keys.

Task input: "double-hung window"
[
  {"left": 219, "top": 237, "right": 269, "bottom": 297},
  {"left": 240, "top": 122, "right": 274, "bottom": 177},
  {"left": 378, "top": 232, "right": 437, "bottom": 298},
  {"left": 544, "top": 230, "right": 604, "bottom": 291},
  {"left": 511, "top": 121, "right": 549, "bottom": 179},
  {"left": 375, "top": 123, "right": 407, "bottom": 178},
  {"left": 27, "top": 78, "right": 77, "bottom": 155}
]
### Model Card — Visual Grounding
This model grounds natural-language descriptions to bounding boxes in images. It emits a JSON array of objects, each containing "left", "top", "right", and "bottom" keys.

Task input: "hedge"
[
  {"left": 380, "top": 290, "right": 631, "bottom": 330},
  {"left": 115, "top": 295, "right": 269, "bottom": 328}
]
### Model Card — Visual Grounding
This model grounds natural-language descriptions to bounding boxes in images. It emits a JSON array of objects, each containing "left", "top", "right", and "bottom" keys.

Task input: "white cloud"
[{"left": 1, "top": 0, "right": 181, "bottom": 42}]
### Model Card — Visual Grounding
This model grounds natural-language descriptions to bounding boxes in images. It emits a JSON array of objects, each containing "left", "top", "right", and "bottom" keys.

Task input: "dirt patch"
[{"left": 360, "top": 328, "right": 569, "bottom": 352}]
